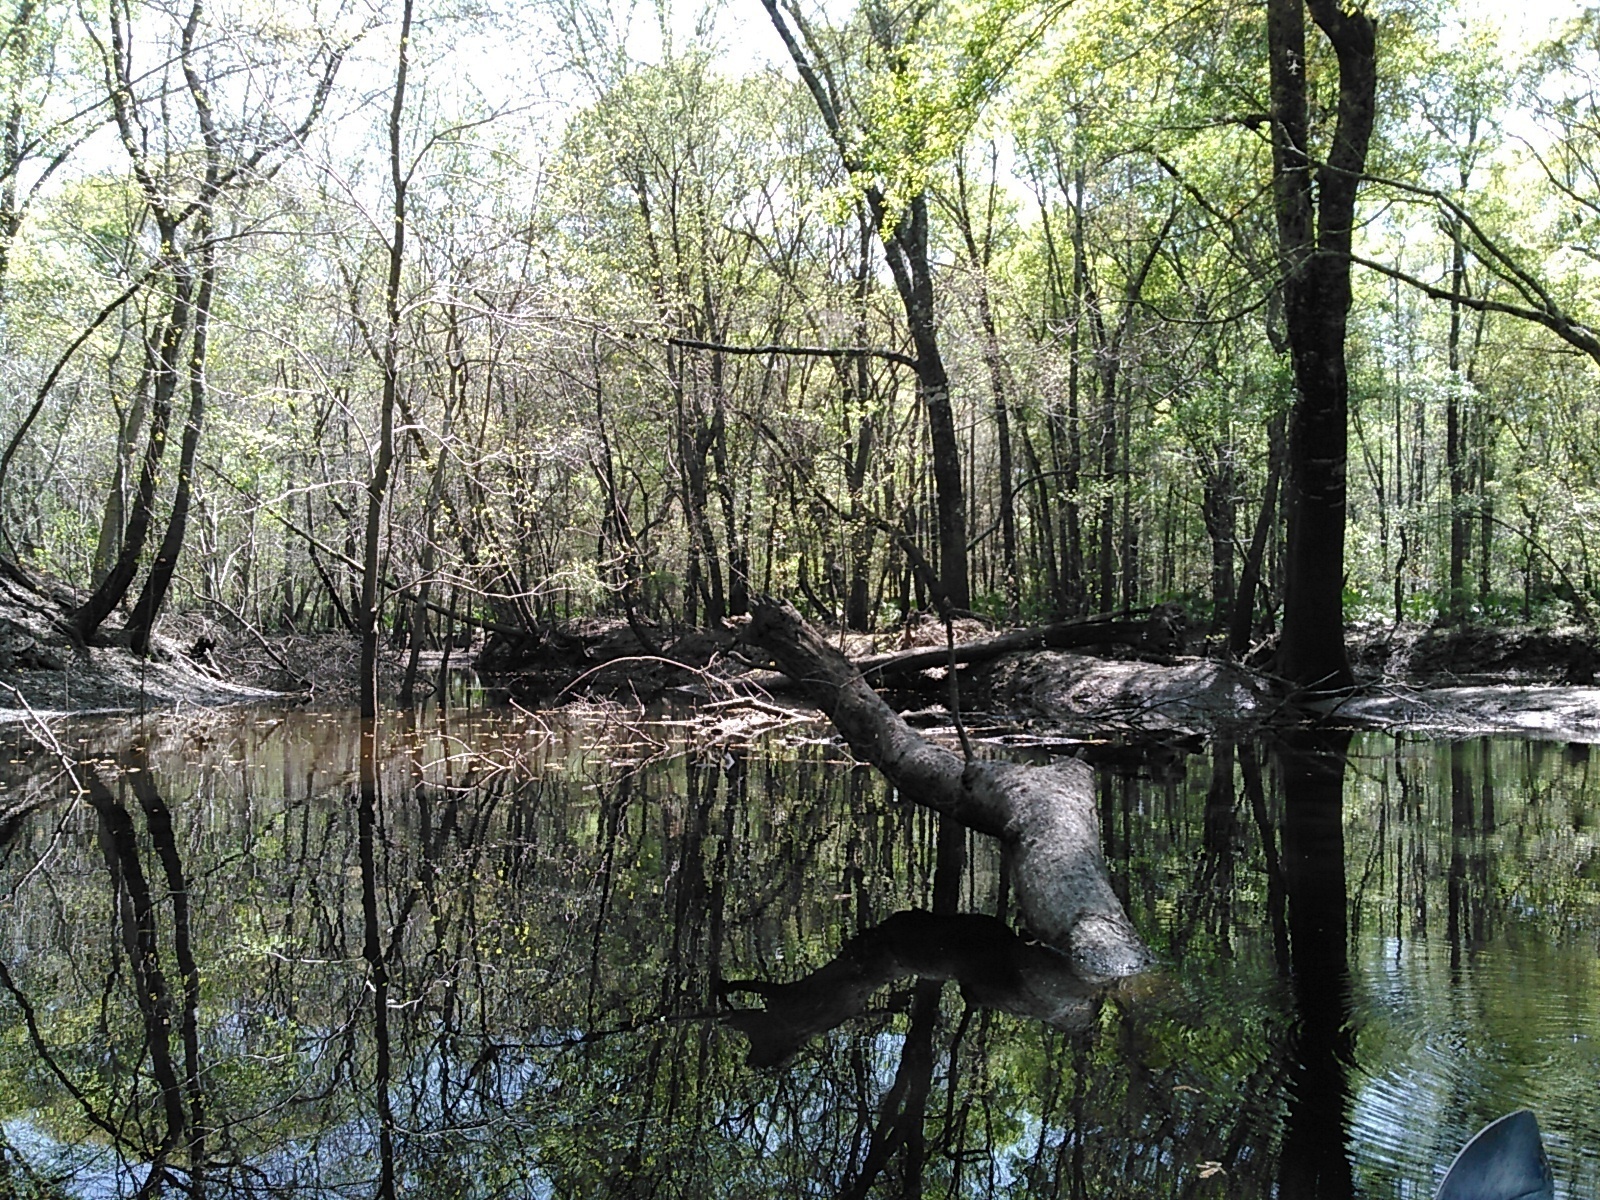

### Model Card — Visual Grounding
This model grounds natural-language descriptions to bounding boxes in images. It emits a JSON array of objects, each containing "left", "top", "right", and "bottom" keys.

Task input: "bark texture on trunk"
[
  {"left": 742, "top": 597, "right": 1153, "bottom": 981},
  {"left": 74, "top": 260, "right": 192, "bottom": 641},
  {"left": 1268, "top": 0, "right": 1375, "bottom": 692}
]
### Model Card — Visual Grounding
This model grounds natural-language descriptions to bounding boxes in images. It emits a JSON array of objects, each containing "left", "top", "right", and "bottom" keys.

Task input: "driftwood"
[
  {"left": 856, "top": 608, "right": 1184, "bottom": 686},
  {"left": 741, "top": 598, "right": 1154, "bottom": 981}
]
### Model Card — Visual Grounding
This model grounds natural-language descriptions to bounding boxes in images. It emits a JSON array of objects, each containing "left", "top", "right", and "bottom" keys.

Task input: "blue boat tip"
[{"left": 1435, "top": 1110, "right": 1554, "bottom": 1200}]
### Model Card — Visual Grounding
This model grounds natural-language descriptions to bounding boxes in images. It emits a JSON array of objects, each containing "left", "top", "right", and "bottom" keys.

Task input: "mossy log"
[{"left": 741, "top": 597, "right": 1154, "bottom": 981}]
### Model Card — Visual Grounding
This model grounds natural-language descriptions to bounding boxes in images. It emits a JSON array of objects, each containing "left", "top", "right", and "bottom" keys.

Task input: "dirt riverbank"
[{"left": 7, "top": 582, "right": 1600, "bottom": 743}]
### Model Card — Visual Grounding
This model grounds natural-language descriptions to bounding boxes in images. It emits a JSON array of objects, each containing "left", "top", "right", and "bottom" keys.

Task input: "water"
[{"left": 0, "top": 704, "right": 1597, "bottom": 1198}]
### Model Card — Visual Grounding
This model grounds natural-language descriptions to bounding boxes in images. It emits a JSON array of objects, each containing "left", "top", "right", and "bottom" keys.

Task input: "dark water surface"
[{"left": 0, "top": 702, "right": 1597, "bottom": 1198}]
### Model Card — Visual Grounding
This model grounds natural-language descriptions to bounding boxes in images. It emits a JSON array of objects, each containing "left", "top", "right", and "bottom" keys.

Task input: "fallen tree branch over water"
[{"left": 741, "top": 597, "right": 1154, "bottom": 981}]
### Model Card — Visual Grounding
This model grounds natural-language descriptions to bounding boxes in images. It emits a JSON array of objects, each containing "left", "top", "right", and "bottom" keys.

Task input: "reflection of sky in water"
[
  {"left": 0, "top": 712, "right": 1598, "bottom": 1196},
  {"left": 4, "top": 1120, "right": 141, "bottom": 1200}
]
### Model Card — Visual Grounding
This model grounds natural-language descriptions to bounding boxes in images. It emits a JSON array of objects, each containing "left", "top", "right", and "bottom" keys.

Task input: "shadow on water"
[{"left": 0, "top": 706, "right": 1597, "bottom": 1197}]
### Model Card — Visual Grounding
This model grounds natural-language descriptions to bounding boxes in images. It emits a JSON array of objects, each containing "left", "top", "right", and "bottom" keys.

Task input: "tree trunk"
[
  {"left": 1118, "top": 381, "right": 1138, "bottom": 612},
  {"left": 709, "top": 361, "right": 748, "bottom": 618},
  {"left": 1446, "top": 212, "right": 1469, "bottom": 622},
  {"left": 1095, "top": 317, "right": 1118, "bottom": 613},
  {"left": 358, "top": 0, "right": 412, "bottom": 721},
  {"left": 92, "top": 359, "right": 152, "bottom": 586},
  {"left": 1477, "top": 415, "right": 1494, "bottom": 607},
  {"left": 1019, "top": 423, "right": 1060, "bottom": 603},
  {"left": 674, "top": 351, "right": 724, "bottom": 625},
  {"left": 125, "top": 241, "right": 217, "bottom": 654},
  {"left": 742, "top": 597, "right": 1153, "bottom": 981},
  {"left": 1201, "top": 446, "right": 1237, "bottom": 636},
  {"left": 1230, "top": 416, "right": 1286, "bottom": 658},
  {"left": 844, "top": 340, "right": 876, "bottom": 631},
  {"left": 400, "top": 315, "right": 461, "bottom": 707},
  {"left": 953, "top": 154, "right": 1020, "bottom": 618},
  {"left": 888, "top": 195, "right": 969, "bottom": 610},
  {"left": 1268, "top": 0, "right": 1375, "bottom": 691},
  {"left": 757, "top": 1, "right": 968, "bottom": 610},
  {"left": 1061, "top": 165, "right": 1089, "bottom": 613},
  {"left": 75, "top": 256, "right": 193, "bottom": 641}
]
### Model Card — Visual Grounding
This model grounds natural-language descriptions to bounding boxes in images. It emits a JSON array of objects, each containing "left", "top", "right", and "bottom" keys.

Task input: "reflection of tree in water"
[
  {"left": 0, "top": 723, "right": 1272, "bottom": 1196},
  {"left": 0, "top": 714, "right": 1598, "bottom": 1195},
  {"left": 0, "top": 740, "right": 207, "bottom": 1195},
  {"left": 1275, "top": 730, "right": 1356, "bottom": 1200},
  {"left": 1447, "top": 739, "right": 1495, "bottom": 978}
]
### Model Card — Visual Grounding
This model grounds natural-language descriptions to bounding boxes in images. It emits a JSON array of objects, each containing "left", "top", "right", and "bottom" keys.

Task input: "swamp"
[
  {"left": 1, "top": 692, "right": 1599, "bottom": 1196},
  {"left": 4, "top": 0, "right": 1600, "bottom": 1191}
]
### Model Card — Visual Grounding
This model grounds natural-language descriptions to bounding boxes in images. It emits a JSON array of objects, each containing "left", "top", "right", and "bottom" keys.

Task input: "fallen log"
[
  {"left": 856, "top": 607, "right": 1183, "bottom": 685},
  {"left": 741, "top": 597, "right": 1155, "bottom": 981}
]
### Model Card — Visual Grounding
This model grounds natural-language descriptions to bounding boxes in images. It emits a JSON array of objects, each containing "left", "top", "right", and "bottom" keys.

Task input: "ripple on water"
[{"left": 1350, "top": 933, "right": 1600, "bottom": 1198}]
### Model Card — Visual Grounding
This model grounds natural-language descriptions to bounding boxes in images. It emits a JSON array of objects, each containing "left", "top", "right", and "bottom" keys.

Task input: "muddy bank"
[
  {"left": 1331, "top": 620, "right": 1600, "bottom": 741},
  {"left": 974, "top": 643, "right": 1600, "bottom": 744},
  {"left": 1315, "top": 684, "right": 1600, "bottom": 741},
  {"left": 0, "top": 568, "right": 279, "bottom": 715},
  {"left": 0, "top": 651, "right": 276, "bottom": 716},
  {"left": 476, "top": 612, "right": 1600, "bottom": 743},
  {"left": 1348, "top": 619, "right": 1596, "bottom": 685},
  {"left": 11, "top": 575, "right": 1600, "bottom": 746}
]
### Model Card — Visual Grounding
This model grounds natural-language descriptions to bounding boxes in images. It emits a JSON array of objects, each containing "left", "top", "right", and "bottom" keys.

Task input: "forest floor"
[{"left": 5, "top": 575, "right": 1600, "bottom": 743}]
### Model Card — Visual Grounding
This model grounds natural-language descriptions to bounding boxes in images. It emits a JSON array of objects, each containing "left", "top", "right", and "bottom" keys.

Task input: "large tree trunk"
[
  {"left": 741, "top": 597, "right": 1153, "bottom": 981},
  {"left": 1268, "top": 0, "right": 1375, "bottom": 691}
]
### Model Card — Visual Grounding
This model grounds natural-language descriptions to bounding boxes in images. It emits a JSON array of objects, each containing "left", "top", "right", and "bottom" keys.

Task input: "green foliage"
[{"left": 0, "top": 0, "right": 1595, "bottom": 648}]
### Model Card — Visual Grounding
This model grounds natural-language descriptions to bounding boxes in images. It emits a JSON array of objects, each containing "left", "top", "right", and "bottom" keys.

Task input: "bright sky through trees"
[{"left": 7, "top": 0, "right": 1600, "bottom": 682}]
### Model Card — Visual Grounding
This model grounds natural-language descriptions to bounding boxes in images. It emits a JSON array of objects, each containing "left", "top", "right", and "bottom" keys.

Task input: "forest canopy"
[{"left": 0, "top": 0, "right": 1594, "bottom": 691}]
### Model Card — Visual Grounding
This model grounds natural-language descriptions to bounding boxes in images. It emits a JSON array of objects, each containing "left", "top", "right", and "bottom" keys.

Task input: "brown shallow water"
[{"left": 0, "top": 700, "right": 1597, "bottom": 1197}]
